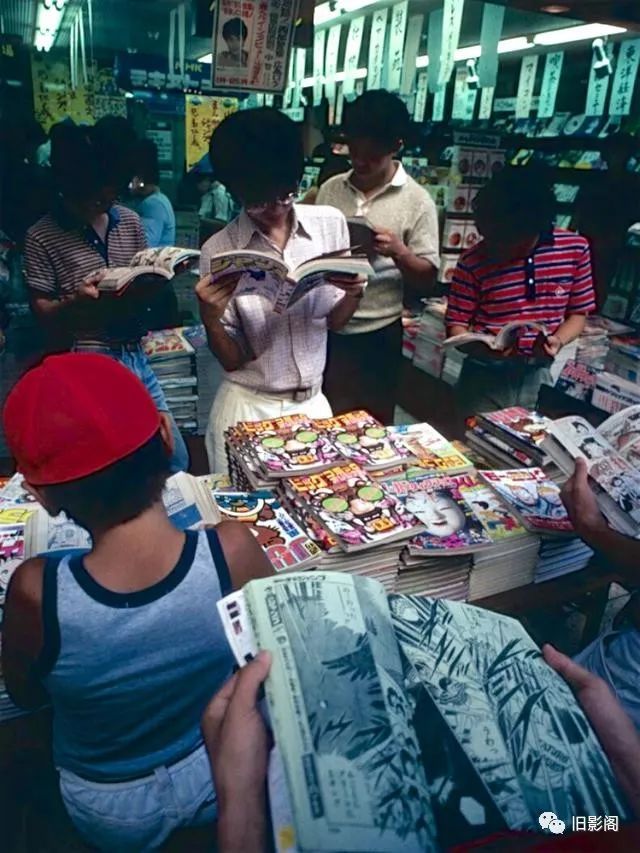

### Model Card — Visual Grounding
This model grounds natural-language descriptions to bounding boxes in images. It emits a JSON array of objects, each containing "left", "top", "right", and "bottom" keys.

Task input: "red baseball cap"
[{"left": 3, "top": 353, "right": 162, "bottom": 485}]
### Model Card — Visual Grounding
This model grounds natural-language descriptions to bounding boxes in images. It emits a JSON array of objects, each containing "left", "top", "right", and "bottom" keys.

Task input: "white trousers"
[{"left": 206, "top": 379, "right": 333, "bottom": 474}]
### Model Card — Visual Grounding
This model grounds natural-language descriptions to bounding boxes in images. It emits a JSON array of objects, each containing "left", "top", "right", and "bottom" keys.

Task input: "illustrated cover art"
[{"left": 480, "top": 469, "right": 573, "bottom": 533}]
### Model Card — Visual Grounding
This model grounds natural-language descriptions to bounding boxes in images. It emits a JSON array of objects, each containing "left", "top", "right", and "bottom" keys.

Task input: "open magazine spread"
[
  {"left": 98, "top": 246, "right": 200, "bottom": 294},
  {"left": 598, "top": 404, "right": 640, "bottom": 466},
  {"left": 284, "top": 463, "right": 423, "bottom": 551},
  {"left": 480, "top": 469, "right": 573, "bottom": 534},
  {"left": 212, "top": 491, "right": 322, "bottom": 572},
  {"left": 443, "top": 321, "right": 548, "bottom": 351},
  {"left": 218, "top": 573, "right": 630, "bottom": 852},
  {"left": 209, "top": 250, "right": 372, "bottom": 314},
  {"left": 543, "top": 416, "right": 640, "bottom": 537}
]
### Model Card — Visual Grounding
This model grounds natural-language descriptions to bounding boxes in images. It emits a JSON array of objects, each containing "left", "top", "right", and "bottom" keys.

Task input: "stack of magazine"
[
  {"left": 465, "top": 407, "right": 555, "bottom": 472},
  {"left": 143, "top": 327, "right": 198, "bottom": 434},
  {"left": 182, "top": 324, "right": 224, "bottom": 435}
]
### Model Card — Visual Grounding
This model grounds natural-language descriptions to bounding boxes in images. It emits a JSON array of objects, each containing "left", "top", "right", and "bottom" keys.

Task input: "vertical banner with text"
[
  {"left": 609, "top": 39, "right": 640, "bottom": 116},
  {"left": 368, "top": 8, "right": 388, "bottom": 90},
  {"left": 401, "top": 14, "right": 424, "bottom": 96},
  {"left": 312, "top": 27, "right": 326, "bottom": 106},
  {"left": 438, "top": 0, "right": 465, "bottom": 88},
  {"left": 537, "top": 51, "right": 564, "bottom": 119},
  {"left": 324, "top": 23, "right": 341, "bottom": 109},
  {"left": 515, "top": 54, "right": 539, "bottom": 119},
  {"left": 432, "top": 85, "right": 446, "bottom": 122},
  {"left": 479, "top": 85, "right": 495, "bottom": 120},
  {"left": 427, "top": 8, "right": 443, "bottom": 93},
  {"left": 386, "top": 1, "right": 408, "bottom": 92},
  {"left": 477, "top": 3, "right": 505, "bottom": 88},
  {"left": 414, "top": 71, "right": 428, "bottom": 122},
  {"left": 343, "top": 16, "right": 365, "bottom": 97},
  {"left": 585, "top": 43, "right": 614, "bottom": 117}
]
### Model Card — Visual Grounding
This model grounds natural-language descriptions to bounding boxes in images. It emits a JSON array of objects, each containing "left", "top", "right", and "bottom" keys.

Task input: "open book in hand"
[
  {"left": 217, "top": 572, "right": 630, "bottom": 853},
  {"left": 542, "top": 413, "right": 640, "bottom": 537},
  {"left": 98, "top": 246, "right": 200, "bottom": 296},
  {"left": 210, "top": 249, "right": 372, "bottom": 314},
  {"left": 443, "top": 321, "right": 548, "bottom": 351}
]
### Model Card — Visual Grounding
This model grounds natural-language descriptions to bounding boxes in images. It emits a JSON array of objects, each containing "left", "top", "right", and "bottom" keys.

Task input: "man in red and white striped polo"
[{"left": 446, "top": 167, "right": 596, "bottom": 417}]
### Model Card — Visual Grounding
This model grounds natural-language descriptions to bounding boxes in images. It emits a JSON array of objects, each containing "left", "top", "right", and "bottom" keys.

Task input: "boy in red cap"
[{"left": 2, "top": 353, "right": 271, "bottom": 851}]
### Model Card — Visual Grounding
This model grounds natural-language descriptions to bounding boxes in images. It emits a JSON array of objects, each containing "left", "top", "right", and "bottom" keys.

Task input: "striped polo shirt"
[
  {"left": 446, "top": 228, "right": 596, "bottom": 354},
  {"left": 24, "top": 204, "right": 147, "bottom": 344}
]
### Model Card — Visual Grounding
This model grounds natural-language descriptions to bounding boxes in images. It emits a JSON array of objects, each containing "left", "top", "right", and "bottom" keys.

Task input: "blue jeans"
[{"left": 74, "top": 344, "right": 189, "bottom": 473}]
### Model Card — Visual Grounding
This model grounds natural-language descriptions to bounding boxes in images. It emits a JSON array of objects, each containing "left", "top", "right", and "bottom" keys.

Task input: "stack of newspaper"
[{"left": 143, "top": 328, "right": 198, "bottom": 434}]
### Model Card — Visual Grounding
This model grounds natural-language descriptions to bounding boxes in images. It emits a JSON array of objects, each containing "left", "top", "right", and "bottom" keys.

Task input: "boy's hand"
[
  {"left": 561, "top": 458, "right": 608, "bottom": 540},
  {"left": 327, "top": 274, "right": 367, "bottom": 298},
  {"left": 373, "top": 227, "right": 406, "bottom": 259},
  {"left": 77, "top": 270, "right": 104, "bottom": 300},
  {"left": 195, "top": 273, "right": 238, "bottom": 321},
  {"left": 532, "top": 330, "right": 559, "bottom": 360}
]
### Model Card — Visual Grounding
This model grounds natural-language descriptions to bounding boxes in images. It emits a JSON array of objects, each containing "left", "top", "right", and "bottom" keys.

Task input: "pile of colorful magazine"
[
  {"left": 143, "top": 327, "right": 198, "bottom": 434},
  {"left": 465, "top": 406, "right": 557, "bottom": 473}
]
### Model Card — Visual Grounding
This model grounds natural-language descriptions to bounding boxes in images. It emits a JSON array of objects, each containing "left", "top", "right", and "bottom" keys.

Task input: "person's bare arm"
[
  {"left": 2, "top": 557, "right": 49, "bottom": 710},
  {"left": 447, "top": 323, "right": 470, "bottom": 338},
  {"left": 327, "top": 275, "right": 367, "bottom": 331},
  {"left": 373, "top": 227, "right": 437, "bottom": 292},
  {"left": 196, "top": 274, "right": 252, "bottom": 372},
  {"left": 30, "top": 271, "right": 105, "bottom": 333},
  {"left": 216, "top": 520, "right": 274, "bottom": 589},
  {"left": 542, "top": 313, "right": 588, "bottom": 357}
]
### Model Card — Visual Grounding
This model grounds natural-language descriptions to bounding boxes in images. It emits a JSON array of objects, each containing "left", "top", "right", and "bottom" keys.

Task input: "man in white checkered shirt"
[{"left": 197, "top": 109, "right": 365, "bottom": 473}]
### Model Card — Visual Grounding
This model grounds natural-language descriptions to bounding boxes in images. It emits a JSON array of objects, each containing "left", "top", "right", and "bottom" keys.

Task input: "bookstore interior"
[{"left": 4, "top": 0, "right": 640, "bottom": 850}]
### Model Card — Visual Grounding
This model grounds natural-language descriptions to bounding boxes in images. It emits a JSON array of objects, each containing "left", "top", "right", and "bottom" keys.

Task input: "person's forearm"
[
  {"left": 554, "top": 313, "right": 587, "bottom": 346},
  {"left": 580, "top": 524, "right": 639, "bottom": 580},
  {"left": 447, "top": 323, "right": 469, "bottom": 337},
  {"left": 199, "top": 303, "right": 250, "bottom": 372},
  {"left": 217, "top": 792, "right": 268, "bottom": 853},
  {"left": 395, "top": 253, "right": 437, "bottom": 293},
  {"left": 31, "top": 294, "right": 93, "bottom": 333},
  {"left": 328, "top": 293, "right": 361, "bottom": 331}
]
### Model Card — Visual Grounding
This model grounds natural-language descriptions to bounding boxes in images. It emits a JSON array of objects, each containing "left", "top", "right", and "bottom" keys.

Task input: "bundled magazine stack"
[
  {"left": 465, "top": 407, "right": 556, "bottom": 473},
  {"left": 143, "top": 328, "right": 198, "bottom": 434},
  {"left": 182, "top": 324, "right": 224, "bottom": 435}
]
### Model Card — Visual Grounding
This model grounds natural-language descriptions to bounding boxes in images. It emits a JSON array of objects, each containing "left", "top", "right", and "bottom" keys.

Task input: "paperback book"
[
  {"left": 389, "top": 423, "right": 474, "bottom": 474},
  {"left": 475, "top": 407, "right": 552, "bottom": 465},
  {"left": 142, "top": 327, "right": 195, "bottom": 359},
  {"left": 98, "top": 246, "right": 200, "bottom": 295},
  {"left": 443, "top": 321, "right": 548, "bottom": 352},
  {"left": 480, "top": 468, "right": 573, "bottom": 535},
  {"left": 217, "top": 572, "right": 629, "bottom": 852},
  {"left": 209, "top": 250, "right": 371, "bottom": 314}
]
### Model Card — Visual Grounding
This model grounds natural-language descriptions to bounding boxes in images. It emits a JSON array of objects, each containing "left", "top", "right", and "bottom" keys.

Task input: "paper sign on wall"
[
  {"left": 515, "top": 54, "right": 539, "bottom": 118},
  {"left": 386, "top": 1, "right": 408, "bottom": 92},
  {"left": 324, "top": 23, "right": 341, "bottom": 105},
  {"left": 414, "top": 71, "right": 428, "bottom": 122},
  {"left": 292, "top": 48, "right": 306, "bottom": 109},
  {"left": 368, "top": 8, "right": 388, "bottom": 90},
  {"left": 479, "top": 85, "right": 495, "bottom": 120},
  {"left": 451, "top": 65, "right": 476, "bottom": 121},
  {"left": 427, "top": 8, "right": 443, "bottom": 94},
  {"left": 433, "top": 85, "right": 446, "bottom": 122},
  {"left": 609, "top": 39, "right": 640, "bottom": 116},
  {"left": 401, "top": 14, "right": 424, "bottom": 96},
  {"left": 343, "top": 16, "right": 365, "bottom": 96},
  {"left": 585, "top": 43, "right": 613, "bottom": 117},
  {"left": 312, "top": 28, "right": 326, "bottom": 106},
  {"left": 537, "top": 51, "right": 564, "bottom": 119},
  {"left": 478, "top": 3, "right": 505, "bottom": 89},
  {"left": 438, "top": 0, "right": 465, "bottom": 87}
]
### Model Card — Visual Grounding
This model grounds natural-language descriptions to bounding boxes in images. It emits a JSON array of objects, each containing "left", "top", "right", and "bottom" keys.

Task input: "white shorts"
[{"left": 205, "top": 379, "right": 332, "bottom": 474}]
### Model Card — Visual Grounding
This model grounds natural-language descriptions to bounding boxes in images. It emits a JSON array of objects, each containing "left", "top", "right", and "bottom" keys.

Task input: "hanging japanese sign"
[
  {"left": 31, "top": 54, "right": 92, "bottom": 132},
  {"left": 185, "top": 94, "right": 238, "bottom": 170},
  {"left": 585, "top": 44, "right": 613, "bottom": 117},
  {"left": 438, "top": 0, "right": 465, "bottom": 88},
  {"left": 324, "top": 23, "right": 342, "bottom": 105},
  {"left": 477, "top": 3, "right": 505, "bottom": 89},
  {"left": 515, "top": 54, "right": 539, "bottom": 119},
  {"left": 282, "top": 50, "right": 294, "bottom": 108},
  {"left": 211, "top": 0, "right": 298, "bottom": 92},
  {"left": 537, "top": 51, "right": 564, "bottom": 119},
  {"left": 292, "top": 47, "right": 306, "bottom": 108},
  {"left": 401, "top": 14, "right": 424, "bottom": 96},
  {"left": 386, "top": 1, "right": 408, "bottom": 92},
  {"left": 451, "top": 65, "right": 476, "bottom": 121},
  {"left": 367, "top": 8, "right": 388, "bottom": 90},
  {"left": 414, "top": 71, "right": 428, "bottom": 122},
  {"left": 335, "top": 85, "right": 345, "bottom": 125},
  {"left": 343, "top": 16, "right": 365, "bottom": 96},
  {"left": 427, "top": 8, "right": 443, "bottom": 94},
  {"left": 312, "top": 28, "right": 326, "bottom": 106},
  {"left": 115, "top": 52, "right": 213, "bottom": 93},
  {"left": 479, "top": 85, "right": 495, "bottom": 120},
  {"left": 432, "top": 85, "right": 446, "bottom": 122},
  {"left": 609, "top": 39, "right": 640, "bottom": 116}
]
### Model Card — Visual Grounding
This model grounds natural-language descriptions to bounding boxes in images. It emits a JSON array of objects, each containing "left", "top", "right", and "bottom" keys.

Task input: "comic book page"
[
  {"left": 480, "top": 469, "right": 573, "bottom": 535},
  {"left": 598, "top": 405, "right": 640, "bottom": 465},
  {"left": 389, "top": 596, "right": 632, "bottom": 847},
  {"left": 244, "top": 572, "right": 438, "bottom": 852}
]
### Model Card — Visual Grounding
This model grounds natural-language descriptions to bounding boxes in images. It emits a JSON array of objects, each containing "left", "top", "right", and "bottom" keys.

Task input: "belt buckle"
[{"left": 293, "top": 388, "right": 311, "bottom": 403}]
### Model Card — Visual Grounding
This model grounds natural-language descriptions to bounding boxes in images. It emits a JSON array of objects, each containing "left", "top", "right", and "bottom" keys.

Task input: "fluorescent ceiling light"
[
  {"left": 534, "top": 23, "right": 626, "bottom": 46},
  {"left": 416, "top": 36, "right": 531, "bottom": 68},
  {"left": 298, "top": 67, "right": 368, "bottom": 88},
  {"left": 34, "top": 0, "right": 68, "bottom": 52},
  {"left": 197, "top": 53, "right": 212, "bottom": 64}
]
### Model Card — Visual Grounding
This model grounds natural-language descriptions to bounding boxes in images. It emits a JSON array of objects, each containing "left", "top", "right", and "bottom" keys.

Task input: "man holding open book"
[
  {"left": 197, "top": 109, "right": 366, "bottom": 474},
  {"left": 446, "top": 167, "right": 596, "bottom": 418}
]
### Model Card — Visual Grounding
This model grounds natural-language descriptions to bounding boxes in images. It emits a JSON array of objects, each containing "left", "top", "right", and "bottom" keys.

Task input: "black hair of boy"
[
  {"left": 342, "top": 89, "right": 411, "bottom": 152},
  {"left": 473, "top": 165, "right": 556, "bottom": 240},
  {"left": 209, "top": 107, "right": 304, "bottom": 205},
  {"left": 42, "top": 431, "right": 170, "bottom": 531},
  {"left": 222, "top": 17, "right": 248, "bottom": 42}
]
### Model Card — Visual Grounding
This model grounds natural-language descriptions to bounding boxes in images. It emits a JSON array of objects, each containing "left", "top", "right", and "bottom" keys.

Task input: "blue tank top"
[{"left": 38, "top": 529, "right": 233, "bottom": 782}]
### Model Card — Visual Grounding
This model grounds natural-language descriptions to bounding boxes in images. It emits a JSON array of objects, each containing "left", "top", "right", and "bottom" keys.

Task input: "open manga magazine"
[
  {"left": 443, "top": 321, "right": 548, "bottom": 352},
  {"left": 542, "top": 411, "right": 640, "bottom": 537},
  {"left": 218, "top": 572, "right": 630, "bottom": 853},
  {"left": 209, "top": 249, "right": 372, "bottom": 314},
  {"left": 98, "top": 246, "right": 200, "bottom": 295}
]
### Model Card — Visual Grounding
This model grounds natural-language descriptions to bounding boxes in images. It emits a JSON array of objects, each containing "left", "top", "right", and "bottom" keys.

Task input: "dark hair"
[
  {"left": 133, "top": 139, "right": 160, "bottom": 185},
  {"left": 222, "top": 17, "right": 248, "bottom": 41},
  {"left": 473, "top": 165, "right": 555, "bottom": 238},
  {"left": 209, "top": 108, "right": 304, "bottom": 204},
  {"left": 343, "top": 89, "right": 410, "bottom": 151},
  {"left": 42, "top": 432, "right": 170, "bottom": 531},
  {"left": 50, "top": 120, "right": 137, "bottom": 202}
]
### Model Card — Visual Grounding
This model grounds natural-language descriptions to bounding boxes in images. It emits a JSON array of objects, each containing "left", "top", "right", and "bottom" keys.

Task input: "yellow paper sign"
[{"left": 185, "top": 94, "right": 238, "bottom": 171}]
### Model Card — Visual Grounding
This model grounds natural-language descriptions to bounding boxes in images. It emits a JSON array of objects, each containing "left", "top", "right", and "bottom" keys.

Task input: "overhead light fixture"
[
  {"left": 34, "top": 0, "right": 68, "bottom": 52},
  {"left": 298, "top": 67, "right": 368, "bottom": 89},
  {"left": 197, "top": 53, "right": 212, "bottom": 64},
  {"left": 416, "top": 36, "right": 531, "bottom": 68},
  {"left": 541, "top": 4, "right": 571, "bottom": 12},
  {"left": 534, "top": 23, "right": 626, "bottom": 46}
]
